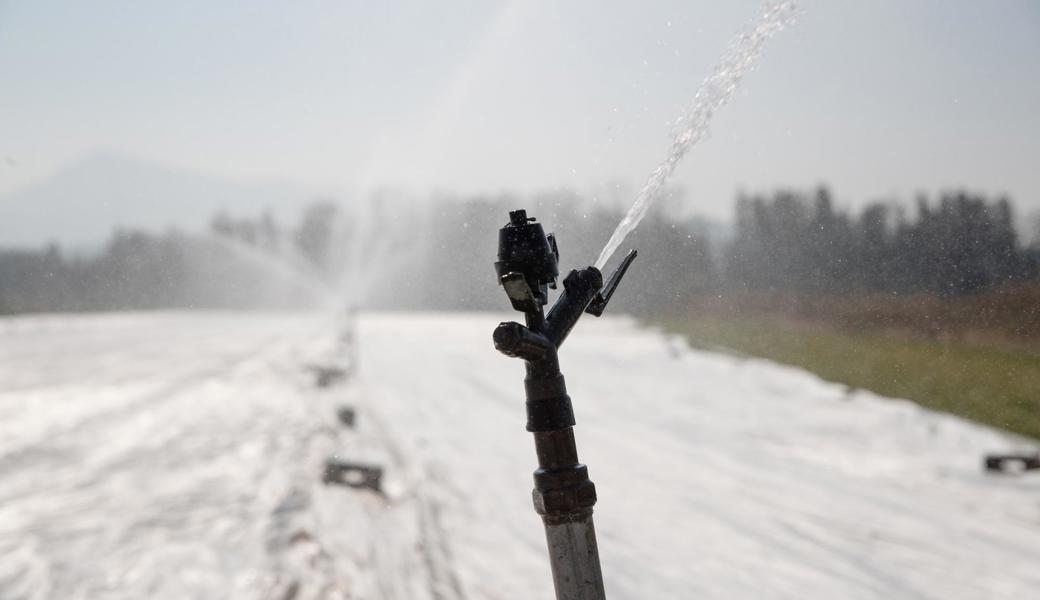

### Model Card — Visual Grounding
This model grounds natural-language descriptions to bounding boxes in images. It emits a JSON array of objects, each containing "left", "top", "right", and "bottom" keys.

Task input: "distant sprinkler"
[{"left": 492, "top": 209, "right": 636, "bottom": 600}]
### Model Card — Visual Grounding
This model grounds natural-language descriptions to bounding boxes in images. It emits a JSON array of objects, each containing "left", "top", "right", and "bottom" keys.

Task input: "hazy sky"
[{"left": 1, "top": 0, "right": 1038, "bottom": 222}]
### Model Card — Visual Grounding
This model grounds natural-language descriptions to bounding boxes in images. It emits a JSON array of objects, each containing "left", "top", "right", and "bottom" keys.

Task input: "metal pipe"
[
  {"left": 543, "top": 518, "right": 606, "bottom": 600},
  {"left": 532, "top": 428, "right": 605, "bottom": 600}
]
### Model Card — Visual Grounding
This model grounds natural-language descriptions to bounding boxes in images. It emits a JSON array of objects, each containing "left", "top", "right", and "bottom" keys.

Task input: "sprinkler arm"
[{"left": 586, "top": 249, "right": 638, "bottom": 317}]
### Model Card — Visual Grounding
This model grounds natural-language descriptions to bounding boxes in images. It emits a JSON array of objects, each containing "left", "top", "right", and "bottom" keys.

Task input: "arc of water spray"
[
  {"left": 204, "top": 233, "right": 338, "bottom": 306},
  {"left": 595, "top": 1, "right": 798, "bottom": 269},
  {"left": 327, "top": 2, "right": 531, "bottom": 309},
  {"left": 329, "top": 195, "right": 428, "bottom": 308}
]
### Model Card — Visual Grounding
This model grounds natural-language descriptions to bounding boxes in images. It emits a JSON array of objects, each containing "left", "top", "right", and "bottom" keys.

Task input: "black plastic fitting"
[{"left": 493, "top": 321, "right": 552, "bottom": 361}]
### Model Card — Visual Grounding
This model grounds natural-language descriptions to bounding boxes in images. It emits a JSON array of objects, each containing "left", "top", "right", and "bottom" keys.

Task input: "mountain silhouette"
[{"left": 0, "top": 153, "right": 316, "bottom": 249}]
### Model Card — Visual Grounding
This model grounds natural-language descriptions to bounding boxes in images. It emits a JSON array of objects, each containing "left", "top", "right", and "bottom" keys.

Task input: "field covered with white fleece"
[{"left": 1, "top": 311, "right": 1038, "bottom": 599}]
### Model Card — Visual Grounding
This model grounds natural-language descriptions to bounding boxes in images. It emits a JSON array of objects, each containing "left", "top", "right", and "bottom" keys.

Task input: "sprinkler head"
[{"left": 495, "top": 209, "right": 559, "bottom": 311}]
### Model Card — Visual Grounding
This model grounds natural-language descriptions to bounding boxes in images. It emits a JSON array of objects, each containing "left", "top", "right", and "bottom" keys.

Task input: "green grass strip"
[{"left": 663, "top": 316, "right": 1040, "bottom": 440}]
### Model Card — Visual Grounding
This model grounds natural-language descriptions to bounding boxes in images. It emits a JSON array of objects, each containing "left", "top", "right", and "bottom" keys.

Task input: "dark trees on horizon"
[{"left": 0, "top": 187, "right": 1037, "bottom": 315}]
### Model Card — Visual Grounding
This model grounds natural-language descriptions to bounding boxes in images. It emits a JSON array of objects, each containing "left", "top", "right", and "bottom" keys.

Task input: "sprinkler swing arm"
[{"left": 492, "top": 209, "right": 636, "bottom": 600}]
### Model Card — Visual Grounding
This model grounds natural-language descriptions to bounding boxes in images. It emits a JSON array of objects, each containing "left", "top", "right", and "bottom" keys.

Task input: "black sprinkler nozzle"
[
  {"left": 491, "top": 208, "right": 636, "bottom": 600},
  {"left": 495, "top": 209, "right": 559, "bottom": 309},
  {"left": 492, "top": 207, "right": 642, "bottom": 433}
]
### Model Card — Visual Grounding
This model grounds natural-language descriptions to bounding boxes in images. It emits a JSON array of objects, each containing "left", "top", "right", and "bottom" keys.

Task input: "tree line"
[
  {"left": 0, "top": 187, "right": 1037, "bottom": 315},
  {"left": 0, "top": 209, "right": 331, "bottom": 314},
  {"left": 726, "top": 188, "right": 1036, "bottom": 296},
  {"left": 419, "top": 188, "right": 1039, "bottom": 314}
]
